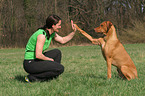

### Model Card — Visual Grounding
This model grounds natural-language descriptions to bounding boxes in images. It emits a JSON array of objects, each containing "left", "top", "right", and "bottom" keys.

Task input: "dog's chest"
[
  {"left": 102, "top": 43, "right": 114, "bottom": 57},
  {"left": 101, "top": 44, "right": 105, "bottom": 48},
  {"left": 101, "top": 43, "right": 106, "bottom": 60}
]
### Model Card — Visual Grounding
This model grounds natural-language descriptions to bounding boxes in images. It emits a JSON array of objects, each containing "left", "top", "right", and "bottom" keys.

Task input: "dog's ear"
[{"left": 107, "top": 21, "right": 112, "bottom": 32}]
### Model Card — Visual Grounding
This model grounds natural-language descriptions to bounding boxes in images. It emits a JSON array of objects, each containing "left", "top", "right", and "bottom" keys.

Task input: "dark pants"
[{"left": 23, "top": 49, "right": 64, "bottom": 82}]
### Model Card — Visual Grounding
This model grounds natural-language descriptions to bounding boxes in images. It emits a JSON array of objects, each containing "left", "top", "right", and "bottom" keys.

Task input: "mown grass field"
[{"left": 0, "top": 43, "right": 145, "bottom": 96}]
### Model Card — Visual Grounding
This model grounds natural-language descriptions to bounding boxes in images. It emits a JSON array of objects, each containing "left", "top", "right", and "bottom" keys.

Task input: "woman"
[{"left": 23, "top": 15, "right": 76, "bottom": 82}]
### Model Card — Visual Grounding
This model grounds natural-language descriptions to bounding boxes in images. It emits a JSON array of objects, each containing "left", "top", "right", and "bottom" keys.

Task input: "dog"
[{"left": 74, "top": 21, "right": 138, "bottom": 80}]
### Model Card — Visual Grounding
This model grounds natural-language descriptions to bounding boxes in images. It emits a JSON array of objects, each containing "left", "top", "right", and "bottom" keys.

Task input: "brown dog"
[{"left": 74, "top": 21, "right": 138, "bottom": 80}]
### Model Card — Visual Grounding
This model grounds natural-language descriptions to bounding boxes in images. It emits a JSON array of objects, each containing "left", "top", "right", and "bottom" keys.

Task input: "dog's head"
[{"left": 94, "top": 21, "right": 112, "bottom": 35}]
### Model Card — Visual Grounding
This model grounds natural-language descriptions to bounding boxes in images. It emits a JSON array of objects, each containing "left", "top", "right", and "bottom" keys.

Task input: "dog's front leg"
[
  {"left": 106, "top": 58, "right": 112, "bottom": 79},
  {"left": 92, "top": 39, "right": 100, "bottom": 45}
]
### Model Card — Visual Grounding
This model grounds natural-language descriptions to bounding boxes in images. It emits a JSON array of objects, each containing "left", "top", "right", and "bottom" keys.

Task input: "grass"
[{"left": 0, "top": 43, "right": 145, "bottom": 96}]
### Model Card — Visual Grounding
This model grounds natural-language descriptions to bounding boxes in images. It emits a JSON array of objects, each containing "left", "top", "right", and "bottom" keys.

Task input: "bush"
[{"left": 118, "top": 19, "right": 145, "bottom": 44}]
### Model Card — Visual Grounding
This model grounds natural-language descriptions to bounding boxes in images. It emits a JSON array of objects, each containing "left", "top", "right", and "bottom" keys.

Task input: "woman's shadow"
[
  {"left": 15, "top": 75, "right": 26, "bottom": 83},
  {"left": 15, "top": 75, "right": 56, "bottom": 83}
]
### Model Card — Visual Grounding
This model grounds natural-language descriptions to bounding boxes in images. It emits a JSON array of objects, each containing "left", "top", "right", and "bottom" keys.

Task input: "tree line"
[{"left": 0, "top": 0, "right": 145, "bottom": 48}]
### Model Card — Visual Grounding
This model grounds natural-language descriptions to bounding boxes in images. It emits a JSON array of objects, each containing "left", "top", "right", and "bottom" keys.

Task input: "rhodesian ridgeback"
[{"left": 74, "top": 21, "right": 138, "bottom": 80}]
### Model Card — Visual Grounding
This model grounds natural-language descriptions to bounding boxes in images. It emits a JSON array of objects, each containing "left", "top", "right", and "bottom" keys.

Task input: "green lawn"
[{"left": 0, "top": 44, "right": 145, "bottom": 96}]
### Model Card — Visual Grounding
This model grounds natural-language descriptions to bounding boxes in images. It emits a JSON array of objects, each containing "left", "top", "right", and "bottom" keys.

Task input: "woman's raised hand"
[{"left": 71, "top": 20, "right": 77, "bottom": 32}]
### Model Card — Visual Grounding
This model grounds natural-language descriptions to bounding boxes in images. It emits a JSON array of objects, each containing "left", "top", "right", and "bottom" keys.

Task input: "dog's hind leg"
[{"left": 120, "top": 66, "right": 135, "bottom": 80}]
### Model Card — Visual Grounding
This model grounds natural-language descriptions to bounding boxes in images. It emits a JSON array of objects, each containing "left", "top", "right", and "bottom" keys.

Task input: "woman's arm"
[
  {"left": 35, "top": 34, "right": 54, "bottom": 61},
  {"left": 54, "top": 20, "right": 76, "bottom": 44},
  {"left": 54, "top": 32, "right": 75, "bottom": 44}
]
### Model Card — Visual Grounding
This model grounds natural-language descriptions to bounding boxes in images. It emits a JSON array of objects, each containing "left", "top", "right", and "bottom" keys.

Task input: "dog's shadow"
[
  {"left": 83, "top": 73, "right": 124, "bottom": 80},
  {"left": 83, "top": 74, "right": 106, "bottom": 80}
]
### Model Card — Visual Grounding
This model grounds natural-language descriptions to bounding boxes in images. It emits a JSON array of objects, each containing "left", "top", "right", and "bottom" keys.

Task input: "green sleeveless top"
[{"left": 24, "top": 29, "right": 55, "bottom": 60}]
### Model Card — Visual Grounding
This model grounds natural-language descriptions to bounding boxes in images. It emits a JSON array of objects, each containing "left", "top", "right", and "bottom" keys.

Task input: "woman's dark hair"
[
  {"left": 39, "top": 14, "right": 61, "bottom": 30},
  {"left": 38, "top": 15, "right": 61, "bottom": 39},
  {"left": 45, "top": 14, "right": 61, "bottom": 29}
]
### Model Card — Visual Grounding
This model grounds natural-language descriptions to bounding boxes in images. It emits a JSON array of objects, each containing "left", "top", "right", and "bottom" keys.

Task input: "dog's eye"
[{"left": 101, "top": 25, "right": 103, "bottom": 27}]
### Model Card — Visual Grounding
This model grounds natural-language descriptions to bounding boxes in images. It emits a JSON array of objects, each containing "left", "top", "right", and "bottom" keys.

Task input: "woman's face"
[{"left": 52, "top": 20, "right": 61, "bottom": 32}]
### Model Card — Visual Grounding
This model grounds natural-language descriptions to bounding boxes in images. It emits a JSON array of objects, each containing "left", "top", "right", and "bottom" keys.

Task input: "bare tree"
[{"left": 0, "top": 0, "right": 144, "bottom": 48}]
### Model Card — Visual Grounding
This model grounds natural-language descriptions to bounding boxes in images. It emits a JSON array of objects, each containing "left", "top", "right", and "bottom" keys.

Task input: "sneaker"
[{"left": 25, "top": 76, "right": 31, "bottom": 83}]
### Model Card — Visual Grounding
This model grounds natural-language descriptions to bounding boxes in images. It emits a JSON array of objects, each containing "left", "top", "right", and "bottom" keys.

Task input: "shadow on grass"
[
  {"left": 84, "top": 73, "right": 125, "bottom": 80},
  {"left": 15, "top": 75, "right": 26, "bottom": 83},
  {"left": 83, "top": 74, "right": 106, "bottom": 80},
  {"left": 15, "top": 75, "right": 57, "bottom": 83}
]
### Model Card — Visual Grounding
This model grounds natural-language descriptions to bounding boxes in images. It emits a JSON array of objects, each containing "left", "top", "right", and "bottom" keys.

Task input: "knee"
[
  {"left": 54, "top": 49, "right": 62, "bottom": 55},
  {"left": 57, "top": 64, "right": 64, "bottom": 75},
  {"left": 59, "top": 64, "right": 64, "bottom": 74}
]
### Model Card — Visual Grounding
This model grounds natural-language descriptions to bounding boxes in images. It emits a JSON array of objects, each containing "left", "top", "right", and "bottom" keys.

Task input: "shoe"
[{"left": 25, "top": 76, "right": 31, "bottom": 83}]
